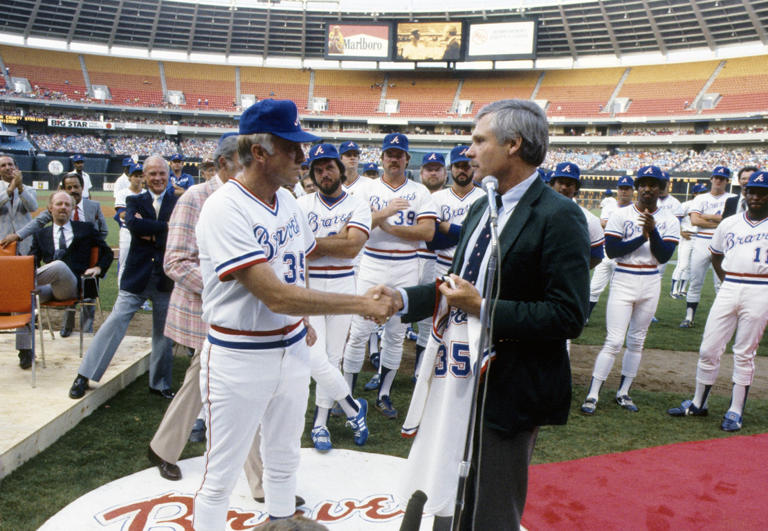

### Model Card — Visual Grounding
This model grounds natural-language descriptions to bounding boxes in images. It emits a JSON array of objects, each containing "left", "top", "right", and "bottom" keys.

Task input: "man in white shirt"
[{"left": 72, "top": 154, "right": 93, "bottom": 199}]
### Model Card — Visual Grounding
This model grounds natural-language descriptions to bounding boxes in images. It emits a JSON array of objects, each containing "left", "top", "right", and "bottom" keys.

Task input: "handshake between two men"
[{"left": 364, "top": 274, "right": 484, "bottom": 323}]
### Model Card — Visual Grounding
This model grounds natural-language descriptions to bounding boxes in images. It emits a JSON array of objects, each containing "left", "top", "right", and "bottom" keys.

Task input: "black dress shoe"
[
  {"left": 18, "top": 349, "right": 33, "bottom": 370},
  {"left": 147, "top": 447, "right": 182, "bottom": 481},
  {"left": 69, "top": 375, "right": 89, "bottom": 399},
  {"left": 149, "top": 388, "right": 176, "bottom": 399},
  {"left": 253, "top": 495, "right": 305, "bottom": 506}
]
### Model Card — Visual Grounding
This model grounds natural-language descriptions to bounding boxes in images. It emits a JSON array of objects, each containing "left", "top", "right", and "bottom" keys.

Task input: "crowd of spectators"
[
  {"left": 596, "top": 148, "right": 689, "bottom": 171},
  {"left": 109, "top": 135, "right": 178, "bottom": 157},
  {"left": 675, "top": 147, "right": 768, "bottom": 172},
  {"left": 544, "top": 147, "right": 606, "bottom": 170},
  {"left": 180, "top": 138, "right": 218, "bottom": 159},
  {"left": 32, "top": 133, "right": 110, "bottom": 154}
]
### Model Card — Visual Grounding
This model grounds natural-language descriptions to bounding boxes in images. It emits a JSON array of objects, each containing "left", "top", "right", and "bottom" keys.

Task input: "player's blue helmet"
[
  {"left": 450, "top": 145, "right": 471, "bottom": 164},
  {"left": 551, "top": 162, "right": 581, "bottom": 181},
  {"left": 711, "top": 166, "right": 731, "bottom": 179},
  {"left": 746, "top": 171, "right": 768, "bottom": 189},
  {"left": 635, "top": 165, "right": 665, "bottom": 187},
  {"left": 617, "top": 176, "right": 634, "bottom": 188},
  {"left": 308, "top": 143, "right": 340, "bottom": 165},
  {"left": 421, "top": 152, "right": 445, "bottom": 166}
]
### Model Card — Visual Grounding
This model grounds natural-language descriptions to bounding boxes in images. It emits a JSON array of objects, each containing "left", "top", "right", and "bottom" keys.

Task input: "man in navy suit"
[
  {"left": 15, "top": 191, "right": 112, "bottom": 369},
  {"left": 69, "top": 155, "right": 179, "bottom": 400}
]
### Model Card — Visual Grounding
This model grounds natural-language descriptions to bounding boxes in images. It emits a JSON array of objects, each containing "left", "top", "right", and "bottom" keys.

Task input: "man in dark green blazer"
[{"left": 381, "top": 100, "right": 590, "bottom": 530}]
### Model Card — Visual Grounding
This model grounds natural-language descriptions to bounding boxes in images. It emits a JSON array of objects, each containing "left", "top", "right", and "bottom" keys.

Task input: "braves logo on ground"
[{"left": 95, "top": 492, "right": 403, "bottom": 530}]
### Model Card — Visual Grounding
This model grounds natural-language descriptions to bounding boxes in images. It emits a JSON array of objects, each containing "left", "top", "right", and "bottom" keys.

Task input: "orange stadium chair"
[
  {"left": 39, "top": 247, "right": 104, "bottom": 359},
  {"left": 0, "top": 255, "right": 44, "bottom": 387}
]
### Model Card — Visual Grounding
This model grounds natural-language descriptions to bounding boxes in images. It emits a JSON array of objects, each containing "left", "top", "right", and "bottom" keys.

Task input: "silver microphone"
[{"left": 482, "top": 176, "right": 499, "bottom": 222}]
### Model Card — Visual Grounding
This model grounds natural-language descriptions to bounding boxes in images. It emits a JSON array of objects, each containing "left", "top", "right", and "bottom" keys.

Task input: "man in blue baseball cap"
[
  {"left": 362, "top": 162, "right": 379, "bottom": 178},
  {"left": 112, "top": 156, "right": 135, "bottom": 203},
  {"left": 582, "top": 164, "right": 679, "bottom": 416},
  {"left": 72, "top": 154, "right": 93, "bottom": 199},
  {"left": 338, "top": 140, "right": 369, "bottom": 196},
  {"left": 670, "top": 181, "right": 710, "bottom": 300},
  {"left": 193, "top": 99, "right": 392, "bottom": 529},
  {"left": 168, "top": 154, "right": 194, "bottom": 196},
  {"left": 668, "top": 170, "right": 768, "bottom": 432},
  {"left": 420, "top": 152, "right": 446, "bottom": 192},
  {"left": 680, "top": 165, "right": 737, "bottom": 328}
]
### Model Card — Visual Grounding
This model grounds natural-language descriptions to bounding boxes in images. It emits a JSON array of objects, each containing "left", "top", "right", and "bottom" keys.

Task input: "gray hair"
[
  {"left": 238, "top": 133, "right": 275, "bottom": 168},
  {"left": 475, "top": 99, "right": 549, "bottom": 167},
  {"left": 144, "top": 154, "right": 170, "bottom": 173},
  {"left": 49, "top": 190, "right": 73, "bottom": 207}
]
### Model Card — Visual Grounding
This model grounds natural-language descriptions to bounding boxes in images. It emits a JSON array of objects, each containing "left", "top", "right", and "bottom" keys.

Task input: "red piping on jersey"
[
  {"left": 210, "top": 319, "right": 303, "bottom": 336},
  {"left": 364, "top": 246, "right": 419, "bottom": 253},
  {"left": 724, "top": 271, "right": 768, "bottom": 278},
  {"left": 308, "top": 265, "right": 354, "bottom": 271}
]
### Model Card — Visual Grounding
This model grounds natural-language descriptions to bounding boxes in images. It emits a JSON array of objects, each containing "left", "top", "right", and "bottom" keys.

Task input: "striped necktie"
[{"left": 461, "top": 195, "right": 503, "bottom": 285}]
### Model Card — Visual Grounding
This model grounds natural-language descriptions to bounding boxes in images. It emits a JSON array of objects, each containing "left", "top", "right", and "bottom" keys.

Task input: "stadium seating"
[
  {"left": 84, "top": 55, "right": 163, "bottom": 106},
  {"left": 384, "top": 72, "right": 460, "bottom": 116},
  {"left": 460, "top": 71, "right": 539, "bottom": 115},
  {"left": 618, "top": 61, "right": 717, "bottom": 116},
  {"left": 240, "top": 67, "right": 310, "bottom": 110},
  {"left": 538, "top": 67, "right": 624, "bottom": 117},
  {"left": 312, "top": 70, "right": 384, "bottom": 116},
  {"left": 1, "top": 45, "right": 87, "bottom": 101},
  {"left": 702, "top": 56, "right": 768, "bottom": 114},
  {"left": 164, "top": 62, "right": 237, "bottom": 110}
]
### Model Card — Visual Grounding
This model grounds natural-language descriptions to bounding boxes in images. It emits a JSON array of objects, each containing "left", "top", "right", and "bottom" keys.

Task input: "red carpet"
[{"left": 523, "top": 433, "right": 768, "bottom": 530}]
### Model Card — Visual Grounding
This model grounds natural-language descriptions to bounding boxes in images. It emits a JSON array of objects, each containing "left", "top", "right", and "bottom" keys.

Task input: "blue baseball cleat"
[
  {"left": 311, "top": 426, "right": 332, "bottom": 452},
  {"left": 616, "top": 394, "right": 639, "bottom": 412},
  {"left": 346, "top": 398, "right": 369, "bottom": 446},
  {"left": 721, "top": 411, "right": 742, "bottom": 432},
  {"left": 364, "top": 373, "right": 381, "bottom": 391},
  {"left": 667, "top": 399, "right": 708, "bottom": 417},
  {"left": 376, "top": 395, "right": 398, "bottom": 419}
]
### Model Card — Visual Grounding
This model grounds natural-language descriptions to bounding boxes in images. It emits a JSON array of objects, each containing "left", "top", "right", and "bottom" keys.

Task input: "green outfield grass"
[{"left": 1, "top": 196, "right": 765, "bottom": 529}]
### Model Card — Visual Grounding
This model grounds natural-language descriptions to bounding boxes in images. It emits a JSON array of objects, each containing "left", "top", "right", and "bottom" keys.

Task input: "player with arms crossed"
[
  {"left": 297, "top": 143, "right": 372, "bottom": 451},
  {"left": 668, "top": 171, "right": 768, "bottom": 432},
  {"left": 581, "top": 166, "right": 680, "bottom": 414},
  {"left": 193, "top": 100, "right": 391, "bottom": 529},
  {"left": 680, "top": 166, "right": 735, "bottom": 328},
  {"left": 342, "top": 133, "right": 437, "bottom": 419}
]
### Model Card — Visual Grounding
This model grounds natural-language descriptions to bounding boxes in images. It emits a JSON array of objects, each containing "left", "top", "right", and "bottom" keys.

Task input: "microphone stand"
[{"left": 452, "top": 203, "right": 499, "bottom": 530}]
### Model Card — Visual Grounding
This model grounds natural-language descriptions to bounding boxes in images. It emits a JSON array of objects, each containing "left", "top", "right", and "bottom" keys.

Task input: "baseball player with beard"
[
  {"left": 342, "top": 133, "right": 438, "bottom": 419},
  {"left": 548, "top": 162, "right": 605, "bottom": 269},
  {"left": 680, "top": 166, "right": 736, "bottom": 328},
  {"left": 668, "top": 171, "right": 768, "bottom": 432},
  {"left": 193, "top": 100, "right": 391, "bottom": 529},
  {"left": 581, "top": 166, "right": 679, "bottom": 414},
  {"left": 297, "top": 143, "right": 372, "bottom": 451},
  {"left": 587, "top": 175, "right": 634, "bottom": 321},
  {"left": 670, "top": 183, "right": 708, "bottom": 299}
]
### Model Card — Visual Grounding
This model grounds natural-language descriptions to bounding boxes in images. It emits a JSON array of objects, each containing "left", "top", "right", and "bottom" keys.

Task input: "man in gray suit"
[
  {"left": 3, "top": 172, "right": 108, "bottom": 335},
  {"left": 0, "top": 153, "right": 38, "bottom": 257}
]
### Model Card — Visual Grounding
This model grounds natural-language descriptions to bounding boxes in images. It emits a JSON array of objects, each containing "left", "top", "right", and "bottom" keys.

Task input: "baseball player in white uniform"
[
  {"left": 600, "top": 188, "right": 617, "bottom": 212},
  {"left": 362, "top": 162, "right": 380, "bottom": 178},
  {"left": 114, "top": 163, "right": 145, "bottom": 286},
  {"left": 342, "top": 133, "right": 438, "bottom": 419},
  {"left": 587, "top": 175, "right": 634, "bottom": 321},
  {"left": 668, "top": 171, "right": 768, "bottom": 432},
  {"left": 670, "top": 183, "right": 708, "bottom": 299},
  {"left": 655, "top": 171, "right": 681, "bottom": 278},
  {"left": 297, "top": 143, "right": 372, "bottom": 451},
  {"left": 680, "top": 166, "right": 736, "bottom": 328},
  {"left": 581, "top": 165, "right": 680, "bottom": 414},
  {"left": 72, "top": 154, "right": 93, "bottom": 198},
  {"left": 193, "top": 100, "right": 391, "bottom": 529},
  {"left": 549, "top": 162, "right": 605, "bottom": 269}
]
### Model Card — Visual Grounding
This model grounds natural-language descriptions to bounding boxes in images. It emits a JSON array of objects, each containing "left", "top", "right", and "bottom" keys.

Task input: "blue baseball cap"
[
  {"left": 339, "top": 141, "right": 360, "bottom": 155},
  {"left": 605, "top": 189, "right": 613, "bottom": 196},
  {"left": 545, "top": 170, "right": 554, "bottom": 183},
  {"left": 122, "top": 157, "right": 134, "bottom": 167},
  {"left": 239, "top": 99, "right": 320, "bottom": 143},
  {"left": 636, "top": 165, "right": 665, "bottom": 183},
  {"left": 421, "top": 152, "right": 445, "bottom": 166},
  {"left": 537, "top": 168, "right": 549, "bottom": 182},
  {"left": 661, "top": 171, "right": 670, "bottom": 181},
  {"left": 301, "top": 161, "right": 309, "bottom": 169},
  {"left": 382, "top": 133, "right": 409, "bottom": 153},
  {"left": 170, "top": 154, "right": 184, "bottom": 162},
  {"left": 308, "top": 143, "right": 340, "bottom": 165},
  {"left": 746, "top": 171, "right": 768, "bottom": 188},
  {"left": 617, "top": 176, "right": 634, "bottom": 188},
  {"left": 692, "top": 183, "right": 708, "bottom": 193},
  {"left": 450, "top": 145, "right": 471, "bottom": 164},
  {"left": 551, "top": 162, "right": 581, "bottom": 181},
  {"left": 219, "top": 131, "right": 237, "bottom": 145},
  {"left": 711, "top": 166, "right": 731, "bottom": 179},
  {"left": 72, "top": 154, "right": 84, "bottom": 162},
  {"left": 363, "top": 162, "right": 378, "bottom": 174},
  {"left": 129, "top": 163, "right": 143, "bottom": 175}
]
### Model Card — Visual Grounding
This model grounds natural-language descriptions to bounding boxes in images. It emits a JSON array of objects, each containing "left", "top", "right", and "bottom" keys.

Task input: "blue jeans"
[{"left": 78, "top": 274, "right": 173, "bottom": 391}]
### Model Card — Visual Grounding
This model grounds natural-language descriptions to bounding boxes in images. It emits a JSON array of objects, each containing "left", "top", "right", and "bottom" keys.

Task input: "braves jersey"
[
  {"left": 657, "top": 194, "right": 681, "bottom": 219},
  {"left": 343, "top": 175, "right": 375, "bottom": 200},
  {"left": 690, "top": 191, "right": 736, "bottom": 239},
  {"left": 170, "top": 171, "right": 194, "bottom": 190},
  {"left": 296, "top": 190, "right": 371, "bottom": 275},
  {"left": 114, "top": 187, "right": 142, "bottom": 228},
  {"left": 431, "top": 186, "right": 485, "bottom": 270},
  {"left": 710, "top": 213, "right": 768, "bottom": 284},
  {"left": 600, "top": 196, "right": 617, "bottom": 213},
  {"left": 581, "top": 204, "right": 605, "bottom": 253},
  {"left": 676, "top": 199, "right": 698, "bottom": 234},
  {"left": 600, "top": 199, "right": 622, "bottom": 223},
  {"left": 605, "top": 204, "right": 680, "bottom": 272},
  {"left": 364, "top": 178, "right": 438, "bottom": 259},
  {"left": 197, "top": 179, "right": 316, "bottom": 337}
]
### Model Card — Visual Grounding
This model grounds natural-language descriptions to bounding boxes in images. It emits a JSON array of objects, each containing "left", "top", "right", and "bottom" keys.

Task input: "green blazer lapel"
[{"left": 498, "top": 178, "right": 545, "bottom": 255}]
